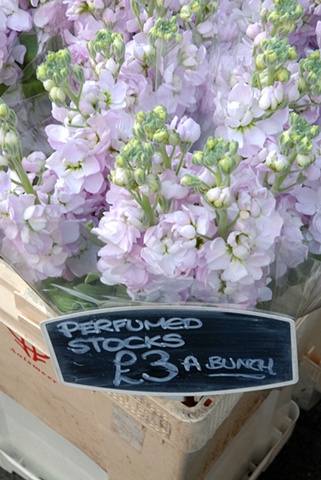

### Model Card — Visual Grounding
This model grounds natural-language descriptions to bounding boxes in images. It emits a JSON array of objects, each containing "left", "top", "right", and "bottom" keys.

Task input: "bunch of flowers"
[
  {"left": 1, "top": 0, "right": 321, "bottom": 314},
  {"left": 0, "top": 0, "right": 67, "bottom": 91}
]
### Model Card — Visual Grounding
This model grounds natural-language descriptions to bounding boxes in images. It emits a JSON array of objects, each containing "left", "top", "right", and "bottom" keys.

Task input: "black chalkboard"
[{"left": 40, "top": 305, "right": 298, "bottom": 396}]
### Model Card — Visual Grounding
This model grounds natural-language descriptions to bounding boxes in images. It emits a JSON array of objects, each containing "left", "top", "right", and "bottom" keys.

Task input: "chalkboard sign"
[{"left": 40, "top": 305, "right": 298, "bottom": 396}]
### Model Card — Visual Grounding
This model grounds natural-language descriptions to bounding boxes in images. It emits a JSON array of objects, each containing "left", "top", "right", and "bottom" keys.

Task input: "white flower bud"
[
  {"left": 206, "top": 187, "right": 231, "bottom": 208},
  {"left": 296, "top": 153, "right": 312, "bottom": 168},
  {"left": 0, "top": 128, "right": 5, "bottom": 147},
  {"left": 4, "top": 131, "right": 19, "bottom": 147},
  {"left": 265, "top": 150, "right": 288, "bottom": 172},
  {"left": 43, "top": 79, "right": 56, "bottom": 92},
  {"left": 139, "top": 174, "right": 161, "bottom": 195},
  {"left": 179, "top": 5, "right": 192, "bottom": 22},
  {"left": 197, "top": 20, "right": 215, "bottom": 38},
  {"left": 177, "top": 117, "right": 201, "bottom": 144},
  {"left": 0, "top": 154, "right": 8, "bottom": 166},
  {"left": 111, "top": 167, "right": 132, "bottom": 187},
  {"left": 0, "top": 103, "right": 10, "bottom": 120},
  {"left": 50, "top": 87, "right": 66, "bottom": 106},
  {"left": 105, "top": 58, "right": 118, "bottom": 75},
  {"left": 134, "top": 168, "right": 146, "bottom": 186},
  {"left": 180, "top": 174, "right": 200, "bottom": 187},
  {"left": 146, "top": 173, "right": 161, "bottom": 194},
  {"left": 259, "top": 84, "right": 284, "bottom": 111}
]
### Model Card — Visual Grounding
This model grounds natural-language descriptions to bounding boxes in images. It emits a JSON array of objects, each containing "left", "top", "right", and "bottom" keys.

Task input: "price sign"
[{"left": 40, "top": 306, "right": 298, "bottom": 396}]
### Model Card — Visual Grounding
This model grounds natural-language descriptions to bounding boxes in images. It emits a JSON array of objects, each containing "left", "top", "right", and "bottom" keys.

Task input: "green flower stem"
[
  {"left": 216, "top": 208, "right": 229, "bottom": 239},
  {"left": 197, "top": 233, "right": 213, "bottom": 242},
  {"left": 136, "top": 14, "right": 144, "bottom": 31},
  {"left": 76, "top": 82, "right": 84, "bottom": 102},
  {"left": 128, "top": 189, "right": 142, "bottom": 206},
  {"left": 270, "top": 172, "right": 288, "bottom": 195},
  {"left": 63, "top": 82, "right": 81, "bottom": 109},
  {"left": 270, "top": 25, "right": 278, "bottom": 37},
  {"left": 168, "top": 145, "right": 177, "bottom": 164},
  {"left": 263, "top": 171, "right": 270, "bottom": 188},
  {"left": 10, "top": 156, "right": 37, "bottom": 197},
  {"left": 130, "top": 189, "right": 155, "bottom": 226},
  {"left": 160, "top": 144, "right": 171, "bottom": 169},
  {"left": 227, "top": 212, "right": 240, "bottom": 231},
  {"left": 148, "top": 1, "right": 155, "bottom": 17},
  {"left": 155, "top": 40, "right": 165, "bottom": 91},
  {"left": 152, "top": 193, "right": 160, "bottom": 210},
  {"left": 213, "top": 167, "right": 223, "bottom": 185},
  {"left": 215, "top": 210, "right": 239, "bottom": 240},
  {"left": 200, "top": 180, "right": 213, "bottom": 190},
  {"left": 278, "top": 177, "right": 304, "bottom": 192},
  {"left": 291, "top": 101, "right": 319, "bottom": 111},
  {"left": 195, "top": 11, "right": 202, "bottom": 25},
  {"left": 270, "top": 151, "right": 297, "bottom": 194},
  {"left": 175, "top": 152, "right": 186, "bottom": 175},
  {"left": 267, "top": 65, "right": 276, "bottom": 85},
  {"left": 142, "top": 193, "right": 155, "bottom": 226},
  {"left": 251, "top": 71, "right": 263, "bottom": 89}
]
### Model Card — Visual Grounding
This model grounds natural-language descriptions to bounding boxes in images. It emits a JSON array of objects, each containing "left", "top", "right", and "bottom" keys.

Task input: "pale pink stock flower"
[
  {"left": 192, "top": 268, "right": 272, "bottom": 307},
  {"left": 1, "top": 0, "right": 32, "bottom": 31},
  {"left": 32, "top": 0, "right": 65, "bottom": 29},
  {"left": 231, "top": 165, "right": 284, "bottom": 251},
  {"left": 93, "top": 185, "right": 144, "bottom": 259},
  {"left": 0, "top": 0, "right": 33, "bottom": 85},
  {"left": 259, "top": 83, "right": 284, "bottom": 111},
  {"left": 206, "top": 233, "right": 271, "bottom": 285},
  {"left": 317, "top": 21, "right": 321, "bottom": 49},
  {"left": 94, "top": 215, "right": 141, "bottom": 259},
  {"left": 274, "top": 196, "right": 309, "bottom": 276},
  {"left": 197, "top": 20, "right": 215, "bottom": 39},
  {"left": 141, "top": 210, "right": 198, "bottom": 278},
  {"left": 46, "top": 146, "right": 105, "bottom": 195},
  {"left": 129, "top": 275, "right": 193, "bottom": 302},
  {"left": 78, "top": 81, "right": 100, "bottom": 115},
  {"left": 173, "top": 116, "right": 201, "bottom": 144},
  {"left": 159, "top": 169, "right": 188, "bottom": 202},
  {"left": 22, "top": 152, "right": 46, "bottom": 174},
  {"left": 295, "top": 186, "right": 321, "bottom": 253},
  {"left": 216, "top": 83, "right": 289, "bottom": 156},
  {"left": 98, "top": 70, "right": 127, "bottom": 110},
  {"left": 2, "top": 0, "right": 321, "bottom": 309},
  {"left": 0, "top": 193, "right": 83, "bottom": 281},
  {"left": 98, "top": 245, "right": 149, "bottom": 290},
  {"left": 67, "top": 243, "right": 100, "bottom": 278}
]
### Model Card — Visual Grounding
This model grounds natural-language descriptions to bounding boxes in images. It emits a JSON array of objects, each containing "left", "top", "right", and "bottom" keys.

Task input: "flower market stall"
[{"left": 2, "top": 0, "right": 321, "bottom": 478}]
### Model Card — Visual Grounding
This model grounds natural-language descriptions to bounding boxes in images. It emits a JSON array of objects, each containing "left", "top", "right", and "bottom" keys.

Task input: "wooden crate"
[{"left": 0, "top": 258, "right": 314, "bottom": 480}]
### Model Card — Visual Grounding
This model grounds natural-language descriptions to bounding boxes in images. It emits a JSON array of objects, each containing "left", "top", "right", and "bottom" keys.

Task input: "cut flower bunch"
[{"left": 1, "top": 0, "right": 321, "bottom": 315}]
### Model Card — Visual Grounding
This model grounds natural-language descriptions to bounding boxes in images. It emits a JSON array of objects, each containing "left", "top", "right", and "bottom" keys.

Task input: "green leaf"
[
  {"left": 0, "top": 84, "right": 8, "bottom": 97},
  {"left": 38, "top": 276, "right": 132, "bottom": 313},
  {"left": 85, "top": 272, "right": 101, "bottom": 284},
  {"left": 19, "top": 33, "right": 39, "bottom": 65},
  {"left": 22, "top": 78, "right": 45, "bottom": 98}
]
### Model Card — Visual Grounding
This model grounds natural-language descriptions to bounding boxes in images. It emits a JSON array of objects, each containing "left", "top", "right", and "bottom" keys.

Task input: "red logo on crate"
[{"left": 7, "top": 328, "right": 50, "bottom": 363}]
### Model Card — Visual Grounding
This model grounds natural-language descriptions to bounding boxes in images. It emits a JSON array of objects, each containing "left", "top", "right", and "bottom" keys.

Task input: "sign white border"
[{"left": 40, "top": 305, "right": 298, "bottom": 397}]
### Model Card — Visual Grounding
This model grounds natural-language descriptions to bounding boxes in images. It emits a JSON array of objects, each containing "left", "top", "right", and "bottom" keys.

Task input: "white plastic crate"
[
  {"left": 0, "top": 391, "right": 109, "bottom": 480},
  {"left": 204, "top": 388, "right": 300, "bottom": 480},
  {"left": 0, "top": 258, "right": 307, "bottom": 479},
  {"left": 0, "top": 258, "right": 273, "bottom": 480},
  {"left": 245, "top": 399, "right": 299, "bottom": 480},
  {"left": 293, "top": 310, "right": 321, "bottom": 410},
  {"left": 293, "top": 352, "right": 321, "bottom": 410}
]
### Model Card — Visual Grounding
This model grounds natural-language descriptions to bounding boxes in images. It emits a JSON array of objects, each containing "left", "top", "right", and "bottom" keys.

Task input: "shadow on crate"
[
  {"left": 260, "top": 398, "right": 321, "bottom": 480},
  {"left": 1, "top": 397, "right": 321, "bottom": 480}
]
